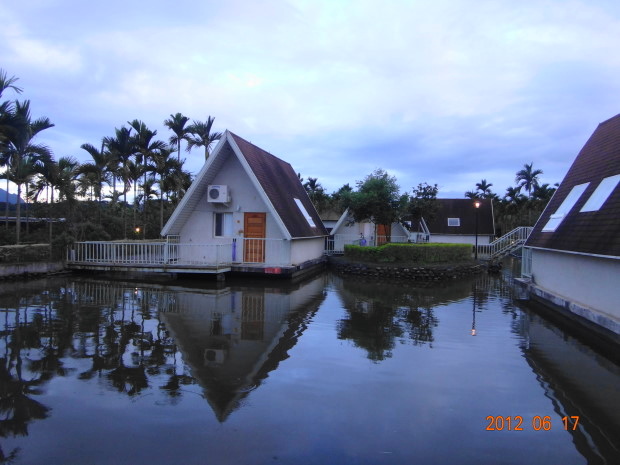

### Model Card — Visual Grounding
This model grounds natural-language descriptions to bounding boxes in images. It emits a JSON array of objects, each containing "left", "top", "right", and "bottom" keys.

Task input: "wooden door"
[
  {"left": 377, "top": 224, "right": 390, "bottom": 245},
  {"left": 241, "top": 293, "right": 265, "bottom": 340},
  {"left": 244, "top": 212, "right": 266, "bottom": 263}
]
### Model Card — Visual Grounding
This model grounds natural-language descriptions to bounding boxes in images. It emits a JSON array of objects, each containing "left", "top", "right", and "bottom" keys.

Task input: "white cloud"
[{"left": 1, "top": 0, "right": 619, "bottom": 197}]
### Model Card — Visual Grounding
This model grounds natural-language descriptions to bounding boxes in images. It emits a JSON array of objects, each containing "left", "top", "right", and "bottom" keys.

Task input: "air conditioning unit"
[
  {"left": 207, "top": 185, "right": 230, "bottom": 203},
  {"left": 204, "top": 348, "right": 226, "bottom": 365}
]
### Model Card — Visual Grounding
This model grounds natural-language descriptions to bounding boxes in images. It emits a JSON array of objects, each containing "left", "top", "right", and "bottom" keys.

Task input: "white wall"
[
  {"left": 429, "top": 234, "right": 492, "bottom": 245},
  {"left": 178, "top": 154, "right": 288, "bottom": 264},
  {"left": 290, "top": 238, "right": 325, "bottom": 265},
  {"left": 531, "top": 249, "right": 620, "bottom": 323}
]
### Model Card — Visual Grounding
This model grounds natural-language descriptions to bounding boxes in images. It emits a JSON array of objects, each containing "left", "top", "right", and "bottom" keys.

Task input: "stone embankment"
[
  {"left": 329, "top": 256, "right": 483, "bottom": 280},
  {"left": 0, "top": 261, "right": 66, "bottom": 280}
]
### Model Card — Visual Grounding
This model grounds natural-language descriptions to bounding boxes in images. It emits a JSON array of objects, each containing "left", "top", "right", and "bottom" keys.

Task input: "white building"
[
  {"left": 522, "top": 114, "right": 620, "bottom": 342},
  {"left": 161, "top": 131, "right": 328, "bottom": 277},
  {"left": 329, "top": 208, "right": 410, "bottom": 253},
  {"left": 420, "top": 198, "right": 496, "bottom": 245}
]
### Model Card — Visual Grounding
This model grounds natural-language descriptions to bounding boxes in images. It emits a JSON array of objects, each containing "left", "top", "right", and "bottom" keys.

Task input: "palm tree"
[
  {"left": 163, "top": 113, "right": 190, "bottom": 162},
  {"left": 149, "top": 146, "right": 177, "bottom": 230},
  {"left": 465, "top": 190, "right": 480, "bottom": 199},
  {"left": 128, "top": 119, "right": 166, "bottom": 191},
  {"left": 515, "top": 162, "right": 543, "bottom": 198},
  {"left": 79, "top": 143, "right": 112, "bottom": 201},
  {"left": 139, "top": 178, "right": 157, "bottom": 238},
  {"left": 2, "top": 100, "right": 54, "bottom": 243},
  {"left": 125, "top": 159, "right": 144, "bottom": 231},
  {"left": 475, "top": 179, "right": 493, "bottom": 198},
  {"left": 531, "top": 183, "right": 556, "bottom": 203},
  {"left": 55, "top": 156, "right": 80, "bottom": 203},
  {"left": 185, "top": 116, "right": 222, "bottom": 161},
  {"left": 79, "top": 142, "right": 114, "bottom": 224},
  {"left": 104, "top": 127, "right": 136, "bottom": 237},
  {"left": 0, "top": 69, "right": 23, "bottom": 153}
]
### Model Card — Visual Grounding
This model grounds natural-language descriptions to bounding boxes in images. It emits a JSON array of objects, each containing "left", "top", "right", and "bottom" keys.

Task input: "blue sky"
[{"left": 2, "top": 0, "right": 620, "bottom": 198}]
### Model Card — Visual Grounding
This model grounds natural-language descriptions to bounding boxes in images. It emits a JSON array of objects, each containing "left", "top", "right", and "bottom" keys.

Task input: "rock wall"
[{"left": 329, "top": 257, "right": 483, "bottom": 281}]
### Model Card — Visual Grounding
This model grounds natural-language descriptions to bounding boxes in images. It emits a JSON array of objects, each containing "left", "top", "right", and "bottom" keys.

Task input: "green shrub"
[
  {"left": 344, "top": 242, "right": 471, "bottom": 263},
  {"left": 0, "top": 244, "right": 51, "bottom": 263}
]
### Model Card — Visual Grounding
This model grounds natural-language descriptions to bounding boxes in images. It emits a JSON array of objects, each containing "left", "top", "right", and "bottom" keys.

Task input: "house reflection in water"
[
  {"left": 519, "top": 305, "right": 620, "bottom": 461},
  {"left": 159, "top": 277, "right": 326, "bottom": 421}
]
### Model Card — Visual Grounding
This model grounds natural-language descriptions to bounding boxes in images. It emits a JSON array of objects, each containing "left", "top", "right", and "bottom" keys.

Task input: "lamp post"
[
  {"left": 471, "top": 284, "right": 477, "bottom": 336},
  {"left": 474, "top": 200, "right": 480, "bottom": 260}
]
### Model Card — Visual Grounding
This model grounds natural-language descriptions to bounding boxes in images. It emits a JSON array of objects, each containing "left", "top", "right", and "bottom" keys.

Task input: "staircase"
[{"left": 477, "top": 226, "right": 533, "bottom": 260}]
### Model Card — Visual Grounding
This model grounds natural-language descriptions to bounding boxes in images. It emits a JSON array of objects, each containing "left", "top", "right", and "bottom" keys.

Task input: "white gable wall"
[{"left": 179, "top": 154, "right": 287, "bottom": 261}]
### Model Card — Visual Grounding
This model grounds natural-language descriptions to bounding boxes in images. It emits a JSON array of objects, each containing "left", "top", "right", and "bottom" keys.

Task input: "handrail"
[
  {"left": 67, "top": 238, "right": 291, "bottom": 267},
  {"left": 477, "top": 226, "right": 533, "bottom": 259}
]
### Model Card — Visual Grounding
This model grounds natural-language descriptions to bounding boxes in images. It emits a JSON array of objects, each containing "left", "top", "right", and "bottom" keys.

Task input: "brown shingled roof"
[
  {"left": 229, "top": 132, "right": 327, "bottom": 238},
  {"left": 525, "top": 114, "right": 620, "bottom": 257},
  {"left": 425, "top": 199, "right": 495, "bottom": 236}
]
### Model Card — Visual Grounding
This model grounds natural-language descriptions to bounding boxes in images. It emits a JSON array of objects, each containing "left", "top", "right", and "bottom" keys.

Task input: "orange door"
[
  {"left": 377, "top": 224, "right": 390, "bottom": 245},
  {"left": 244, "top": 212, "right": 266, "bottom": 263},
  {"left": 241, "top": 293, "right": 265, "bottom": 340}
]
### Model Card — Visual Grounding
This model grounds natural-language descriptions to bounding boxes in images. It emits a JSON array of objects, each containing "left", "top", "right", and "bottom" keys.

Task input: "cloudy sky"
[{"left": 2, "top": 0, "right": 620, "bottom": 198}]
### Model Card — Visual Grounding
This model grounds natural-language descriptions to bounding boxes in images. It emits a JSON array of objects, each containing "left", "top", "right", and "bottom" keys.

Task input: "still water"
[{"left": 0, "top": 265, "right": 618, "bottom": 465}]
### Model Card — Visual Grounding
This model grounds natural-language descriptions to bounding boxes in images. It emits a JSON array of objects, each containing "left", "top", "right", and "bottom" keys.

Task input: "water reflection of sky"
[{"left": 0, "top": 268, "right": 618, "bottom": 465}]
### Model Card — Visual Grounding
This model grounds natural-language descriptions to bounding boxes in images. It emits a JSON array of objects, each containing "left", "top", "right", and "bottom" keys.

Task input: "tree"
[
  {"left": 329, "top": 183, "right": 353, "bottom": 213},
  {"left": 149, "top": 146, "right": 178, "bottom": 230},
  {"left": 0, "top": 69, "right": 23, "bottom": 153},
  {"left": 163, "top": 113, "right": 190, "bottom": 162},
  {"left": 304, "top": 177, "right": 329, "bottom": 212},
  {"left": 2, "top": 100, "right": 54, "bottom": 243},
  {"left": 185, "top": 116, "right": 222, "bottom": 161},
  {"left": 465, "top": 190, "right": 480, "bottom": 199},
  {"left": 128, "top": 120, "right": 166, "bottom": 201},
  {"left": 515, "top": 162, "right": 543, "bottom": 198},
  {"left": 104, "top": 127, "right": 137, "bottom": 237},
  {"left": 408, "top": 182, "right": 439, "bottom": 225},
  {"left": 475, "top": 179, "right": 494, "bottom": 198},
  {"left": 346, "top": 169, "right": 408, "bottom": 230},
  {"left": 79, "top": 143, "right": 112, "bottom": 201}
]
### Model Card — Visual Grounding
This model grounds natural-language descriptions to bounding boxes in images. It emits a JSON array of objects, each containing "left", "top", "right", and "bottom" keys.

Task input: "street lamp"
[{"left": 474, "top": 200, "right": 481, "bottom": 260}]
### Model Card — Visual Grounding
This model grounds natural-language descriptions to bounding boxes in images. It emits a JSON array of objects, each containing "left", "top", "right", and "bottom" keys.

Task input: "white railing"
[
  {"left": 68, "top": 238, "right": 292, "bottom": 267},
  {"left": 326, "top": 234, "right": 409, "bottom": 254},
  {"left": 234, "top": 238, "right": 291, "bottom": 266},
  {"left": 477, "top": 226, "right": 533, "bottom": 259}
]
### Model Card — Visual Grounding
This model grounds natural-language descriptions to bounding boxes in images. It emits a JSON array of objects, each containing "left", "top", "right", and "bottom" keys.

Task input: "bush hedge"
[
  {"left": 344, "top": 242, "right": 471, "bottom": 263},
  {"left": 0, "top": 244, "right": 53, "bottom": 264}
]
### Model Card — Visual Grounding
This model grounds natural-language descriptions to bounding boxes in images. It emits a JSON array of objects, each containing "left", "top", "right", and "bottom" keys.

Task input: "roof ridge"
[
  {"left": 597, "top": 113, "right": 620, "bottom": 127},
  {"left": 228, "top": 131, "right": 290, "bottom": 166}
]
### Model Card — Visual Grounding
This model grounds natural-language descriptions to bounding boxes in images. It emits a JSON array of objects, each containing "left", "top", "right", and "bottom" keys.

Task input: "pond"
[{"left": 0, "top": 263, "right": 618, "bottom": 465}]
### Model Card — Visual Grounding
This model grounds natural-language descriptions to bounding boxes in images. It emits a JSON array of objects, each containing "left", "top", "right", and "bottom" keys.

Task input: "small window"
[
  {"left": 294, "top": 198, "right": 316, "bottom": 227},
  {"left": 447, "top": 218, "right": 460, "bottom": 227},
  {"left": 580, "top": 174, "right": 620, "bottom": 212},
  {"left": 542, "top": 182, "right": 589, "bottom": 232},
  {"left": 214, "top": 212, "right": 233, "bottom": 236}
]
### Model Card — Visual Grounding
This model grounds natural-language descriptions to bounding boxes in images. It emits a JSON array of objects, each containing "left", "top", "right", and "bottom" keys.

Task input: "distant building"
[
  {"left": 329, "top": 208, "right": 410, "bottom": 253},
  {"left": 522, "top": 114, "right": 620, "bottom": 341},
  {"left": 419, "top": 198, "right": 495, "bottom": 245}
]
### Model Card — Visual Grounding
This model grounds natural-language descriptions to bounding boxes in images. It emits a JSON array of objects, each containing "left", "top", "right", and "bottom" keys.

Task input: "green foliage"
[
  {"left": 0, "top": 244, "right": 51, "bottom": 263},
  {"left": 51, "top": 232, "right": 75, "bottom": 260},
  {"left": 408, "top": 182, "right": 439, "bottom": 223},
  {"left": 344, "top": 242, "right": 471, "bottom": 264},
  {"left": 346, "top": 169, "right": 408, "bottom": 226}
]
